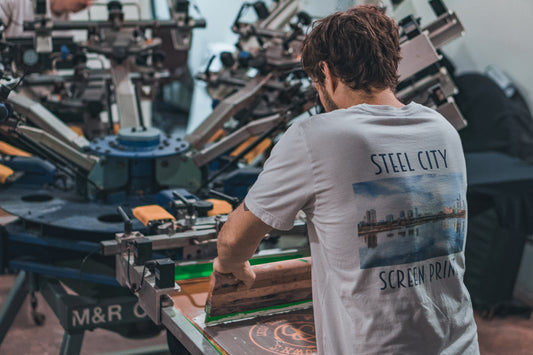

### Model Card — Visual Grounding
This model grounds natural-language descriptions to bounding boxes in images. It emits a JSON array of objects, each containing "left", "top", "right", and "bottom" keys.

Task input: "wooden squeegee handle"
[
  {"left": 205, "top": 257, "right": 312, "bottom": 318},
  {"left": 209, "top": 257, "right": 312, "bottom": 292}
]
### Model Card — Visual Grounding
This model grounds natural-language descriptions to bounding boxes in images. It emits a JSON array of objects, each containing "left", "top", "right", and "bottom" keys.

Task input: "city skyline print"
[{"left": 353, "top": 173, "right": 466, "bottom": 269}]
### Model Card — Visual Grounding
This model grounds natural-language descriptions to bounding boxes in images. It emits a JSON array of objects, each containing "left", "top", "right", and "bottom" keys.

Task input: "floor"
[
  {"left": 476, "top": 312, "right": 533, "bottom": 355},
  {"left": 0, "top": 273, "right": 532, "bottom": 355}
]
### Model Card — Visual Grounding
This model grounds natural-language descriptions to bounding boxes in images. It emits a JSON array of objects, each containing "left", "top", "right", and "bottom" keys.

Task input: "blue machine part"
[
  {"left": 9, "top": 260, "right": 120, "bottom": 286},
  {"left": 60, "top": 45, "right": 70, "bottom": 60},
  {"left": 222, "top": 166, "right": 261, "bottom": 201},
  {"left": 0, "top": 103, "right": 9, "bottom": 121},
  {"left": 238, "top": 51, "right": 252, "bottom": 61},
  {"left": 88, "top": 127, "right": 194, "bottom": 195},
  {"left": 129, "top": 159, "right": 154, "bottom": 192},
  {"left": 1, "top": 156, "right": 56, "bottom": 185},
  {"left": 89, "top": 127, "right": 189, "bottom": 159},
  {"left": 156, "top": 188, "right": 198, "bottom": 214},
  {"left": 0, "top": 186, "right": 149, "bottom": 240},
  {"left": 8, "top": 231, "right": 100, "bottom": 253}
]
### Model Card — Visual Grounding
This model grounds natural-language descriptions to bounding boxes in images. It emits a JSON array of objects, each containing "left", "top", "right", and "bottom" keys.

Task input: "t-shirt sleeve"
[
  {"left": 0, "top": 0, "right": 13, "bottom": 28},
  {"left": 244, "top": 123, "right": 314, "bottom": 230}
]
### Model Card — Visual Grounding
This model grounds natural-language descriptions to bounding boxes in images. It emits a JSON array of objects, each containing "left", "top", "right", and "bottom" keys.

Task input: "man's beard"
[{"left": 318, "top": 86, "right": 339, "bottom": 112}]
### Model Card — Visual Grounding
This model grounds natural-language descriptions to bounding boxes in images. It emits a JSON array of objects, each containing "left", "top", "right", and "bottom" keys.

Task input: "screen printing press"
[
  {"left": 163, "top": 268, "right": 316, "bottom": 355},
  {"left": 0, "top": 1, "right": 472, "bottom": 353},
  {"left": 99, "top": 215, "right": 315, "bottom": 355}
]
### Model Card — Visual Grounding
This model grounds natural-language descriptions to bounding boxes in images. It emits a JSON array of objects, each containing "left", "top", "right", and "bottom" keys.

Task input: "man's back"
[
  {"left": 244, "top": 102, "right": 479, "bottom": 354},
  {"left": 215, "top": 5, "right": 480, "bottom": 354},
  {"left": 0, "top": 0, "right": 34, "bottom": 38}
]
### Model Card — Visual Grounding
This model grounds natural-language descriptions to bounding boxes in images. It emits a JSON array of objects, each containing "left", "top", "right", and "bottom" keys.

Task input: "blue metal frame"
[
  {"left": 0, "top": 271, "right": 29, "bottom": 344},
  {"left": 9, "top": 260, "right": 120, "bottom": 286},
  {"left": 8, "top": 232, "right": 100, "bottom": 253}
]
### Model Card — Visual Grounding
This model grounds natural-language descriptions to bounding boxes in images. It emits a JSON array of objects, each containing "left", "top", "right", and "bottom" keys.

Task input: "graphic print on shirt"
[{"left": 353, "top": 173, "right": 465, "bottom": 269}]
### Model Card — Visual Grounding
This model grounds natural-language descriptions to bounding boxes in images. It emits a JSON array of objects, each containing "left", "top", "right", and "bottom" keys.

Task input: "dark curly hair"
[{"left": 301, "top": 5, "right": 401, "bottom": 93}]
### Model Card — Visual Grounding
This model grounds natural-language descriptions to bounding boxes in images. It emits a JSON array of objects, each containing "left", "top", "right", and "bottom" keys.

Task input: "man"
[
  {"left": 213, "top": 5, "right": 479, "bottom": 354},
  {"left": 0, "top": 0, "right": 92, "bottom": 38}
]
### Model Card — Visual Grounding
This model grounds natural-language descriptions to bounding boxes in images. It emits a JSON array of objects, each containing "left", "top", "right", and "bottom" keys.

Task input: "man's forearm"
[
  {"left": 216, "top": 203, "right": 271, "bottom": 269},
  {"left": 50, "top": 0, "right": 92, "bottom": 16}
]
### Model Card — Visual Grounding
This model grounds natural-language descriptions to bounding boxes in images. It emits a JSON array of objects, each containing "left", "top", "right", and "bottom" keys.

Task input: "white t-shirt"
[
  {"left": 245, "top": 102, "right": 480, "bottom": 355},
  {"left": 0, "top": 0, "right": 67, "bottom": 38}
]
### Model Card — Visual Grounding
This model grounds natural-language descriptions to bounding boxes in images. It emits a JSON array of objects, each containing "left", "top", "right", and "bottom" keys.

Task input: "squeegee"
[{"left": 204, "top": 257, "right": 312, "bottom": 325}]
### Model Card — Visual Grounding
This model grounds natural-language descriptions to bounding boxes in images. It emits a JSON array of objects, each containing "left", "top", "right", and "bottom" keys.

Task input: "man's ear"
[{"left": 320, "top": 61, "right": 338, "bottom": 93}]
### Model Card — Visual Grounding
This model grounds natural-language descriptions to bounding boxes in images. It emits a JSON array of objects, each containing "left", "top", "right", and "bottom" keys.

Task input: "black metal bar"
[
  {"left": 24, "top": 72, "right": 111, "bottom": 86},
  {"left": 0, "top": 226, "right": 8, "bottom": 273},
  {"left": 134, "top": 83, "right": 146, "bottom": 129},
  {"left": 208, "top": 189, "right": 240, "bottom": 209},
  {"left": 106, "top": 79, "right": 114, "bottom": 134},
  {"left": 59, "top": 331, "right": 84, "bottom": 355},
  {"left": 24, "top": 19, "right": 206, "bottom": 32},
  {"left": 172, "top": 191, "right": 194, "bottom": 216},
  {"left": 117, "top": 206, "right": 132, "bottom": 235},
  {"left": 429, "top": 0, "right": 448, "bottom": 16},
  {"left": 172, "top": 191, "right": 190, "bottom": 207},
  {"left": 0, "top": 271, "right": 29, "bottom": 344}
]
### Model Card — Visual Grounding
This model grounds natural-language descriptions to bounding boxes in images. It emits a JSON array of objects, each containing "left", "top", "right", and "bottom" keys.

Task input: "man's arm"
[
  {"left": 212, "top": 203, "right": 272, "bottom": 287},
  {"left": 50, "top": 0, "right": 93, "bottom": 16},
  {"left": 0, "top": 0, "right": 13, "bottom": 29}
]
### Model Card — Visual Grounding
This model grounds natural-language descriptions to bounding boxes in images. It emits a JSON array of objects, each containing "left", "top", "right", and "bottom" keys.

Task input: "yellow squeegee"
[
  {"left": 205, "top": 199, "right": 233, "bottom": 216},
  {"left": 230, "top": 136, "right": 272, "bottom": 164},
  {"left": 0, "top": 141, "right": 31, "bottom": 157},
  {"left": 132, "top": 205, "right": 175, "bottom": 226},
  {"left": 0, "top": 164, "right": 14, "bottom": 184}
]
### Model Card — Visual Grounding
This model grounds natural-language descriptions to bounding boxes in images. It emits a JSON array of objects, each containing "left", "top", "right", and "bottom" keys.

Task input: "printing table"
[{"left": 162, "top": 277, "right": 316, "bottom": 355}]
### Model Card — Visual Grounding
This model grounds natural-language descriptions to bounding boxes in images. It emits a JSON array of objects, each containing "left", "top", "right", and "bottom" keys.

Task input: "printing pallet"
[{"left": 163, "top": 277, "right": 316, "bottom": 354}]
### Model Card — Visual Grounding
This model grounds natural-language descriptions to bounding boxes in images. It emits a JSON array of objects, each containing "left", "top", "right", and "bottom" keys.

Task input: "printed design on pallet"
[{"left": 248, "top": 313, "right": 316, "bottom": 354}]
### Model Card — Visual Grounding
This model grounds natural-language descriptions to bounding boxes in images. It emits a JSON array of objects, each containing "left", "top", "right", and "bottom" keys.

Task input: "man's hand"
[
  {"left": 50, "top": 0, "right": 93, "bottom": 16},
  {"left": 212, "top": 257, "right": 256, "bottom": 288},
  {"left": 213, "top": 202, "right": 272, "bottom": 288}
]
